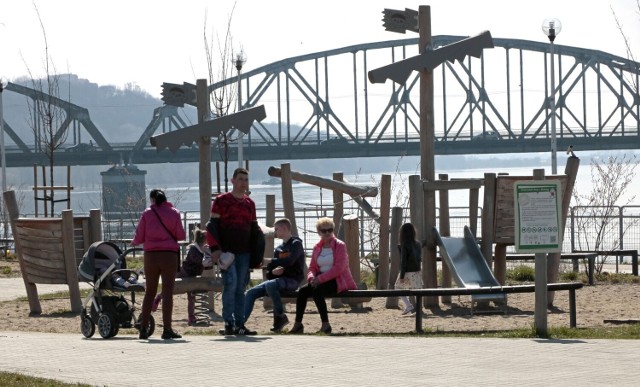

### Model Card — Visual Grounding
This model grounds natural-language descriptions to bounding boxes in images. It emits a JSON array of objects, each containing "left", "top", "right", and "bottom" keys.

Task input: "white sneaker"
[{"left": 401, "top": 307, "right": 415, "bottom": 316}]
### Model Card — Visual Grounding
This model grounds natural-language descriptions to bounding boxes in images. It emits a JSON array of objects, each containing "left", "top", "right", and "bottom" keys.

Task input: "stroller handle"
[{"left": 122, "top": 246, "right": 144, "bottom": 256}]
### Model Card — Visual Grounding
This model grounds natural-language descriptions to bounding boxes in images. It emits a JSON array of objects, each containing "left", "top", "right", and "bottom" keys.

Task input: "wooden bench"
[
  {"left": 283, "top": 282, "right": 583, "bottom": 333},
  {"left": 574, "top": 250, "right": 638, "bottom": 276}
]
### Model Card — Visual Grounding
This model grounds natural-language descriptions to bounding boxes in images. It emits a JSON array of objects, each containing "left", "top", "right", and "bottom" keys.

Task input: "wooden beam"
[{"left": 268, "top": 166, "right": 377, "bottom": 197}]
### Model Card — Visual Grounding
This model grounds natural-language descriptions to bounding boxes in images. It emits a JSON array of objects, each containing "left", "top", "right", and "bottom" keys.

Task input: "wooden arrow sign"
[
  {"left": 368, "top": 30, "right": 494, "bottom": 84},
  {"left": 150, "top": 105, "right": 266, "bottom": 153}
]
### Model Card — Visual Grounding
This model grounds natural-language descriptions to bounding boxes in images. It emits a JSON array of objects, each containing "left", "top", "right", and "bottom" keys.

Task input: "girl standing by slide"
[{"left": 395, "top": 222, "right": 422, "bottom": 315}]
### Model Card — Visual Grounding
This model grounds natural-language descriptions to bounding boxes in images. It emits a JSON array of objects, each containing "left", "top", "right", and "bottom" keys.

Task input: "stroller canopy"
[{"left": 78, "top": 241, "right": 123, "bottom": 282}]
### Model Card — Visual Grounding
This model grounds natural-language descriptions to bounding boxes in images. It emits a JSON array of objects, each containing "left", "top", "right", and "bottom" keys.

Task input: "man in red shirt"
[{"left": 207, "top": 168, "right": 258, "bottom": 335}]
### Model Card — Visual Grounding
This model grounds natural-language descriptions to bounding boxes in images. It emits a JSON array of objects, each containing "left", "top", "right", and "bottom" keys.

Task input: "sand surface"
[{"left": 1, "top": 278, "right": 638, "bottom": 335}]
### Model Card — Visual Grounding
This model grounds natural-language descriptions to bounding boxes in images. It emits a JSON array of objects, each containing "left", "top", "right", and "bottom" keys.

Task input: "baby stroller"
[{"left": 78, "top": 241, "right": 154, "bottom": 339}]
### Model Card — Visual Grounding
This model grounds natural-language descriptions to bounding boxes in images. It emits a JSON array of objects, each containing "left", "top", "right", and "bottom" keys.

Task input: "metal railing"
[{"left": 7, "top": 205, "right": 640, "bottom": 266}]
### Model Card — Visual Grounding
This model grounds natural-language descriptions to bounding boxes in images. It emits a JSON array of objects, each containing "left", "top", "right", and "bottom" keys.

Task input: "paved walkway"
[
  {"left": 0, "top": 277, "right": 92, "bottom": 302},
  {"left": 1, "top": 278, "right": 639, "bottom": 386},
  {"left": 0, "top": 331, "right": 638, "bottom": 386}
]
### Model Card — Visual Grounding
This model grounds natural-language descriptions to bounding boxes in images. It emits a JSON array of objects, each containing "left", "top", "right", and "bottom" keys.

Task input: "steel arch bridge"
[{"left": 3, "top": 35, "right": 640, "bottom": 167}]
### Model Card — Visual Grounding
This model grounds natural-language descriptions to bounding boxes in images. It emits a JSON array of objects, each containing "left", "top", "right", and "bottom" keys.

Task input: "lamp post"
[
  {"left": 542, "top": 18, "right": 562, "bottom": 175},
  {"left": 0, "top": 79, "right": 7, "bottom": 248},
  {"left": 0, "top": 79, "right": 7, "bottom": 194},
  {"left": 235, "top": 50, "right": 246, "bottom": 168}
]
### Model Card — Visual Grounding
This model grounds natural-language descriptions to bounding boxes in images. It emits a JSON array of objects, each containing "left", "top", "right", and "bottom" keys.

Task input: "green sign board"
[{"left": 514, "top": 180, "right": 562, "bottom": 253}]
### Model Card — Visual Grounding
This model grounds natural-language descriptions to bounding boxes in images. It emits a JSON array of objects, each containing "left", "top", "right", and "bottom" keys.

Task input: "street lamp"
[
  {"left": 0, "top": 79, "right": 7, "bottom": 194},
  {"left": 542, "top": 18, "right": 562, "bottom": 174},
  {"left": 235, "top": 50, "right": 246, "bottom": 168},
  {"left": 0, "top": 79, "right": 7, "bottom": 249}
]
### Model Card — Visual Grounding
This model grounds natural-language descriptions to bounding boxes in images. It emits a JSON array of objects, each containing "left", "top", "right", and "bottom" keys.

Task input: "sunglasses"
[{"left": 319, "top": 228, "right": 334, "bottom": 234}]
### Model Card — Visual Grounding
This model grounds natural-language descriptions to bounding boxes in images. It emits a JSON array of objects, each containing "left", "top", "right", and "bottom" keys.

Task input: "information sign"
[{"left": 514, "top": 180, "right": 562, "bottom": 253}]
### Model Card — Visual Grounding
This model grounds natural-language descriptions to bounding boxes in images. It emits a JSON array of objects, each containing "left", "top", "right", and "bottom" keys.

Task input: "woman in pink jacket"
[
  {"left": 132, "top": 189, "right": 186, "bottom": 340},
  {"left": 290, "top": 217, "right": 356, "bottom": 334}
]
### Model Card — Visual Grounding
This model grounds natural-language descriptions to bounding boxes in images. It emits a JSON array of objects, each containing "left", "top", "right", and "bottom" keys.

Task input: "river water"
[{"left": 14, "top": 161, "right": 638, "bottom": 217}]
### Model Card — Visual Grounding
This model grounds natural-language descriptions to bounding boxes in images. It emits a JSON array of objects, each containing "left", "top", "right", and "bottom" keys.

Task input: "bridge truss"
[{"left": 2, "top": 35, "right": 639, "bottom": 166}]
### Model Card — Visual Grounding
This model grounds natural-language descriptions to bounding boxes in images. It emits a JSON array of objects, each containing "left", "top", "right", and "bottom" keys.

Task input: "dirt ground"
[{"left": 2, "top": 257, "right": 640, "bottom": 336}]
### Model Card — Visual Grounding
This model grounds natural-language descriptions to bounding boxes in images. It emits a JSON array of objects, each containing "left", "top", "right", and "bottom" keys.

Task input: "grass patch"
[
  {"left": 360, "top": 270, "right": 377, "bottom": 288},
  {"left": 0, "top": 371, "right": 91, "bottom": 386},
  {"left": 330, "top": 323, "right": 640, "bottom": 339},
  {"left": 506, "top": 265, "right": 535, "bottom": 282},
  {"left": 559, "top": 270, "right": 581, "bottom": 281},
  {"left": 595, "top": 272, "right": 640, "bottom": 284}
]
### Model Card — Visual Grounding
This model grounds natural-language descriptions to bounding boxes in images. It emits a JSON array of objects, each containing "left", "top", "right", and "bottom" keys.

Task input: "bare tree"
[
  {"left": 23, "top": 3, "right": 70, "bottom": 216},
  {"left": 571, "top": 154, "right": 639, "bottom": 273},
  {"left": 611, "top": 0, "right": 640, "bottom": 92},
  {"left": 203, "top": 3, "right": 243, "bottom": 192}
]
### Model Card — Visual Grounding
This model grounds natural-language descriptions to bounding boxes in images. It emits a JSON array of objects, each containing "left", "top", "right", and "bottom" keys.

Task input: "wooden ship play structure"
[{"left": 263, "top": 155, "right": 580, "bottom": 314}]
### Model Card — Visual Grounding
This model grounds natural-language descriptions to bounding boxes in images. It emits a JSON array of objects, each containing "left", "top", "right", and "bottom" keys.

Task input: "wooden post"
[
  {"left": 280, "top": 163, "right": 298, "bottom": 236},
  {"left": 438, "top": 174, "right": 452, "bottom": 304},
  {"left": 469, "top": 186, "right": 479, "bottom": 237},
  {"left": 481, "top": 173, "right": 497, "bottom": 267},
  {"left": 332, "top": 172, "right": 344, "bottom": 238},
  {"left": 62, "top": 209, "right": 82, "bottom": 313},
  {"left": 66, "top": 165, "right": 71, "bottom": 210},
  {"left": 409, "top": 174, "right": 424, "bottom": 306},
  {"left": 386, "top": 206, "right": 403, "bottom": 309},
  {"left": 533, "top": 168, "right": 548, "bottom": 336},
  {"left": 419, "top": 6, "right": 438, "bottom": 308},
  {"left": 264, "top": 194, "right": 276, "bottom": 260},
  {"left": 331, "top": 214, "right": 360, "bottom": 308},
  {"left": 377, "top": 174, "right": 391, "bottom": 290},
  {"left": 262, "top": 194, "right": 277, "bottom": 310},
  {"left": 33, "top": 165, "right": 38, "bottom": 217},
  {"left": 494, "top": 244, "right": 507, "bottom": 285},
  {"left": 42, "top": 165, "right": 48, "bottom": 217},
  {"left": 344, "top": 214, "right": 360, "bottom": 284},
  {"left": 196, "top": 79, "right": 211, "bottom": 227},
  {"left": 89, "top": 209, "right": 102, "bottom": 243},
  {"left": 409, "top": 175, "right": 423, "bottom": 238}
]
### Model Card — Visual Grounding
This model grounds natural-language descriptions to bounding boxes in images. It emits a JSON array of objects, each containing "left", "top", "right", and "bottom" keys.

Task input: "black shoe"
[
  {"left": 139, "top": 326, "right": 149, "bottom": 340},
  {"left": 219, "top": 324, "right": 235, "bottom": 336},
  {"left": 161, "top": 329, "right": 182, "bottom": 340},
  {"left": 234, "top": 325, "right": 257, "bottom": 335},
  {"left": 318, "top": 323, "right": 332, "bottom": 334},
  {"left": 271, "top": 314, "right": 290, "bottom": 332},
  {"left": 289, "top": 322, "right": 304, "bottom": 334}
]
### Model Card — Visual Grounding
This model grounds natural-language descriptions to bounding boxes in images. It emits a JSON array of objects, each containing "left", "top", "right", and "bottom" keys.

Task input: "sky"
[{"left": 2, "top": 0, "right": 639, "bottom": 98}]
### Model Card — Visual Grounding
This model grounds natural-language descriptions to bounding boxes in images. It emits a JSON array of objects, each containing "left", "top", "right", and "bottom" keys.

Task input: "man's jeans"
[
  {"left": 221, "top": 253, "right": 250, "bottom": 327},
  {"left": 244, "top": 277, "right": 297, "bottom": 323}
]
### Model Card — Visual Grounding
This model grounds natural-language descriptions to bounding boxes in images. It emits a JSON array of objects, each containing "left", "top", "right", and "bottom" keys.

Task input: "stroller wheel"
[
  {"left": 97, "top": 313, "right": 117, "bottom": 339},
  {"left": 81, "top": 314, "right": 95, "bottom": 338},
  {"left": 136, "top": 314, "right": 156, "bottom": 337},
  {"left": 147, "top": 314, "right": 156, "bottom": 337}
]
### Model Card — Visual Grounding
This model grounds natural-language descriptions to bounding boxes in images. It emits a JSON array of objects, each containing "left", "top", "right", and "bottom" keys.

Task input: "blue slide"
[{"left": 433, "top": 226, "right": 507, "bottom": 314}]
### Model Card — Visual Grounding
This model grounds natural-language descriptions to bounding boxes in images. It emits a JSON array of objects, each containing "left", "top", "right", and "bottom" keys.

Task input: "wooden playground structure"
[
  {"left": 264, "top": 156, "right": 580, "bottom": 310},
  {"left": 3, "top": 190, "right": 102, "bottom": 314}
]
